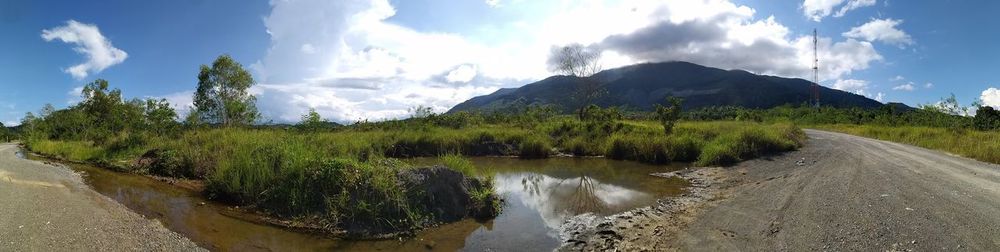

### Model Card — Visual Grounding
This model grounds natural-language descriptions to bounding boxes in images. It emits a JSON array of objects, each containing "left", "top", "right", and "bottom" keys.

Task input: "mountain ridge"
[{"left": 449, "top": 61, "right": 884, "bottom": 113}]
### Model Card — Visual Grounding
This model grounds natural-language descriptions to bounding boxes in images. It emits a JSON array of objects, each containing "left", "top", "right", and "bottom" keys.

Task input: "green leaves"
[
  {"left": 655, "top": 96, "right": 683, "bottom": 135},
  {"left": 193, "top": 54, "right": 260, "bottom": 127}
]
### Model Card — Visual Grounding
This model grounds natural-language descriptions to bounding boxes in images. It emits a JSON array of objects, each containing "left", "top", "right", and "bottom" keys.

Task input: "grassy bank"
[
  {"left": 813, "top": 124, "right": 1000, "bottom": 164},
  {"left": 24, "top": 119, "right": 804, "bottom": 236}
]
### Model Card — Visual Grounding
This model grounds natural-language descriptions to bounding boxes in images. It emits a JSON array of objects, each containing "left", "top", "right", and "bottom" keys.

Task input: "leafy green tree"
[
  {"left": 654, "top": 97, "right": 683, "bottom": 135},
  {"left": 0, "top": 122, "right": 8, "bottom": 142},
  {"left": 193, "top": 54, "right": 259, "bottom": 127},
  {"left": 144, "top": 98, "right": 179, "bottom": 135},
  {"left": 297, "top": 108, "right": 325, "bottom": 132},
  {"left": 974, "top": 106, "right": 1000, "bottom": 131},
  {"left": 78, "top": 79, "right": 130, "bottom": 141},
  {"left": 20, "top": 112, "right": 41, "bottom": 140}
]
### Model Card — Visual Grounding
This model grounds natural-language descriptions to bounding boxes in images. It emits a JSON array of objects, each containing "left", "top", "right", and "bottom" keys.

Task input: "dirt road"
[
  {"left": 678, "top": 129, "right": 1000, "bottom": 251},
  {"left": 0, "top": 143, "right": 204, "bottom": 251}
]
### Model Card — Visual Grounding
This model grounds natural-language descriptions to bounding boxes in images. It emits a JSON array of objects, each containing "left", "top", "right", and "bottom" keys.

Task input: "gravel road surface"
[
  {"left": 678, "top": 129, "right": 1000, "bottom": 251},
  {"left": 0, "top": 143, "right": 204, "bottom": 251}
]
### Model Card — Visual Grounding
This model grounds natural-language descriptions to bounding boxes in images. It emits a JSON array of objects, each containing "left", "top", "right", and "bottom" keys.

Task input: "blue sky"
[{"left": 1, "top": 0, "right": 999, "bottom": 125}]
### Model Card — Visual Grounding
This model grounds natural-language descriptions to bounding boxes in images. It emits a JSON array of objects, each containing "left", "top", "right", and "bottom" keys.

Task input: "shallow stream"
[{"left": 32, "top": 155, "right": 688, "bottom": 251}]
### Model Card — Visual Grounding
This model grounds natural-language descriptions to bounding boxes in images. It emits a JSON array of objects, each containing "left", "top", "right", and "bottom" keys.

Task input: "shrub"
[
  {"left": 666, "top": 135, "right": 702, "bottom": 162},
  {"left": 605, "top": 135, "right": 670, "bottom": 164},
  {"left": 518, "top": 137, "right": 551, "bottom": 159}
]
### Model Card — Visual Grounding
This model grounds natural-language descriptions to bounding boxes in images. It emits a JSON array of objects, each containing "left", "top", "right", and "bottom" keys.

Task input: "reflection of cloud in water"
[{"left": 495, "top": 172, "right": 653, "bottom": 232}]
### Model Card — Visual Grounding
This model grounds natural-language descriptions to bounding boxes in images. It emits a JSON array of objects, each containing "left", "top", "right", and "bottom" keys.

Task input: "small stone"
[{"left": 911, "top": 240, "right": 916, "bottom": 244}]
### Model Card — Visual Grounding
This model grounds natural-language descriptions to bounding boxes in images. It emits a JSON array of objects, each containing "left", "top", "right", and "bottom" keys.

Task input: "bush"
[
  {"left": 666, "top": 135, "right": 702, "bottom": 162},
  {"left": 695, "top": 126, "right": 802, "bottom": 166},
  {"left": 605, "top": 135, "right": 670, "bottom": 164},
  {"left": 143, "top": 149, "right": 190, "bottom": 177},
  {"left": 518, "top": 137, "right": 551, "bottom": 159}
]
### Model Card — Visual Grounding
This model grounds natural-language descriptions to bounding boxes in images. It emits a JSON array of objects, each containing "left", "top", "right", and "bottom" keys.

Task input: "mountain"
[{"left": 449, "top": 61, "right": 883, "bottom": 113}]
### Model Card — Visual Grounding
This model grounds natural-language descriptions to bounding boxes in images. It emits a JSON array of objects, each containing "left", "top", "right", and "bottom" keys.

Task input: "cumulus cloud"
[
  {"left": 250, "top": 0, "right": 888, "bottom": 123},
  {"left": 802, "top": 0, "right": 875, "bottom": 21},
  {"left": 598, "top": 5, "right": 881, "bottom": 81},
  {"left": 832, "top": 79, "right": 868, "bottom": 94},
  {"left": 924, "top": 82, "right": 933, "bottom": 89},
  {"left": 41, "top": 20, "right": 128, "bottom": 79},
  {"left": 892, "top": 82, "right": 915, "bottom": 91},
  {"left": 982, "top": 87, "right": 1000, "bottom": 108},
  {"left": 890, "top": 75, "right": 904, "bottom": 81},
  {"left": 445, "top": 65, "right": 478, "bottom": 83},
  {"left": 843, "top": 18, "right": 913, "bottom": 48},
  {"left": 831, "top": 79, "right": 881, "bottom": 100}
]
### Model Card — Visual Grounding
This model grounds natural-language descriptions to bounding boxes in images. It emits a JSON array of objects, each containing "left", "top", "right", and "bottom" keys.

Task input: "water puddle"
[{"left": 32, "top": 154, "right": 688, "bottom": 251}]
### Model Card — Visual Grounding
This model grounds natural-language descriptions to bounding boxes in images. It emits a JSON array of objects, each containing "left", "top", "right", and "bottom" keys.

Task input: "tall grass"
[
  {"left": 602, "top": 121, "right": 804, "bottom": 165},
  {"left": 815, "top": 124, "right": 1000, "bottom": 164},
  {"left": 25, "top": 118, "right": 805, "bottom": 235}
]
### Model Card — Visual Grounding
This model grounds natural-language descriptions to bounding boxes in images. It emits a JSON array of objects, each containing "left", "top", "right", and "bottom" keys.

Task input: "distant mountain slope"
[{"left": 449, "top": 61, "right": 883, "bottom": 113}]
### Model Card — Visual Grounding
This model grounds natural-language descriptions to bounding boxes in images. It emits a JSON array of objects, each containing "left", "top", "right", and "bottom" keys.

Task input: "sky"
[{"left": 2, "top": 0, "right": 1000, "bottom": 125}]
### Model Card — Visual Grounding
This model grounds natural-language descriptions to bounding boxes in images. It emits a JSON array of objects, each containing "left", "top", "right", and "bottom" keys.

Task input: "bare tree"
[{"left": 549, "top": 44, "right": 605, "bottom": 120}]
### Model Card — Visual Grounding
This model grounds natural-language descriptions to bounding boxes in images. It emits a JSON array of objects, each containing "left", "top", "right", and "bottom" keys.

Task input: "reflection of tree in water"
[
  {"left": 567, "top": 176, "right": 608, "bottom": 215},
  {"left": 521, "top": 173, "right": 609, "bottom": 216}
]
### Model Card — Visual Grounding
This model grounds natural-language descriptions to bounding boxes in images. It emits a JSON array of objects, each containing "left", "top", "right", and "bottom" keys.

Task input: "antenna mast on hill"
[{"left": 812, "top": 28, "right": 820, "bottom": 108}]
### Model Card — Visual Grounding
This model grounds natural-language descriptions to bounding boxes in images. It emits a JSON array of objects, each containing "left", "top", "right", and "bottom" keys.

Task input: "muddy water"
[{"left": 33, "top": 154, "right": 688, "bottom": 251}]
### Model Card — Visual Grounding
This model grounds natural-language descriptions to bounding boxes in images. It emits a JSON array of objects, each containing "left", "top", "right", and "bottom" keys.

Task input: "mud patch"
[{"left": 557, "top": 167, "right": 728, "bottom": 251}]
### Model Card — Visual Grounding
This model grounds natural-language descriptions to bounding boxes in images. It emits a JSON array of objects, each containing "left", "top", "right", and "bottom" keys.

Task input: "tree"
[
  {"left": 193, "top": 54, "right": 259, "bottom": 127},
  {"left": 549, "top": 44, "right": 604, "bottom": 120},
  {"left": 79, "top": 79, "right": 128, "bottom": 140},
  {"left": 0, "top": 122, "right": 7, "bottom": 142},
  {"left": 297, "top": 108, "right": 325, "bottom": 132},
  {"left": 655, "top": 97, "right": 684, "bottom": 135},
  {"left": 974, "top": 106, "right": 1000, "bottom": 131},
  {"left": 144, "top": 98, "right": 179, "bottom": 135}
]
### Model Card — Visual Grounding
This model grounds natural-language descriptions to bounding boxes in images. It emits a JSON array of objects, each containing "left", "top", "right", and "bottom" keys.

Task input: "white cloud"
[
  {"left": 66, "top": 86, "right": 84, "bottom": 105},
  {"left": 890, "top": 75, "right": 904, "bottom": 81},
  {"left": 832, "top": 79, "right": 868, "bottom": 94},
  {"left": 445, "top": 65, "right": 478, "bottom": 83},
  {"left": 598, "top": 3, "right": 881, "bottom": 82},
  {"left": 831, "top": 79, "right": 881, "bottom": 100},
  {"left": 802, "top": 0, "right": 875, "bottom": 21},
  {"left": 875, "top": 92, "right": 885, "bottom": 102},
  {"left": 153, "top": 90, "right": 195, "bottom": 118},
  {"left": 982, "top": 87, "right": 1000, "bottom": 108},
  {"left": 251, "top": 0, "right": 888, "bottom": 123},
  {"left": 485, "top": 0, "right": 500, "bottom": 8},
  {"left": 843, "top": 18, "right": 914, "bottom": 48},
  {"left": 924, "top": 82, "right": 933, "bottom": 88},
  {"left": 834, "top": 0, "right": 876, "bottom": 17},
  {"left": 892, "top": 82, "right": 915, "bottom": 91},
  {"left": 41, "top": 20, "right": 128, "bottom": 79}
]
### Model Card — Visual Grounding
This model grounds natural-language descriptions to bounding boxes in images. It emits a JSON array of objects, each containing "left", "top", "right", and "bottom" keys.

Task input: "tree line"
[{"left": 16, "top": 55, "right": 269, "bottom": 143}]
